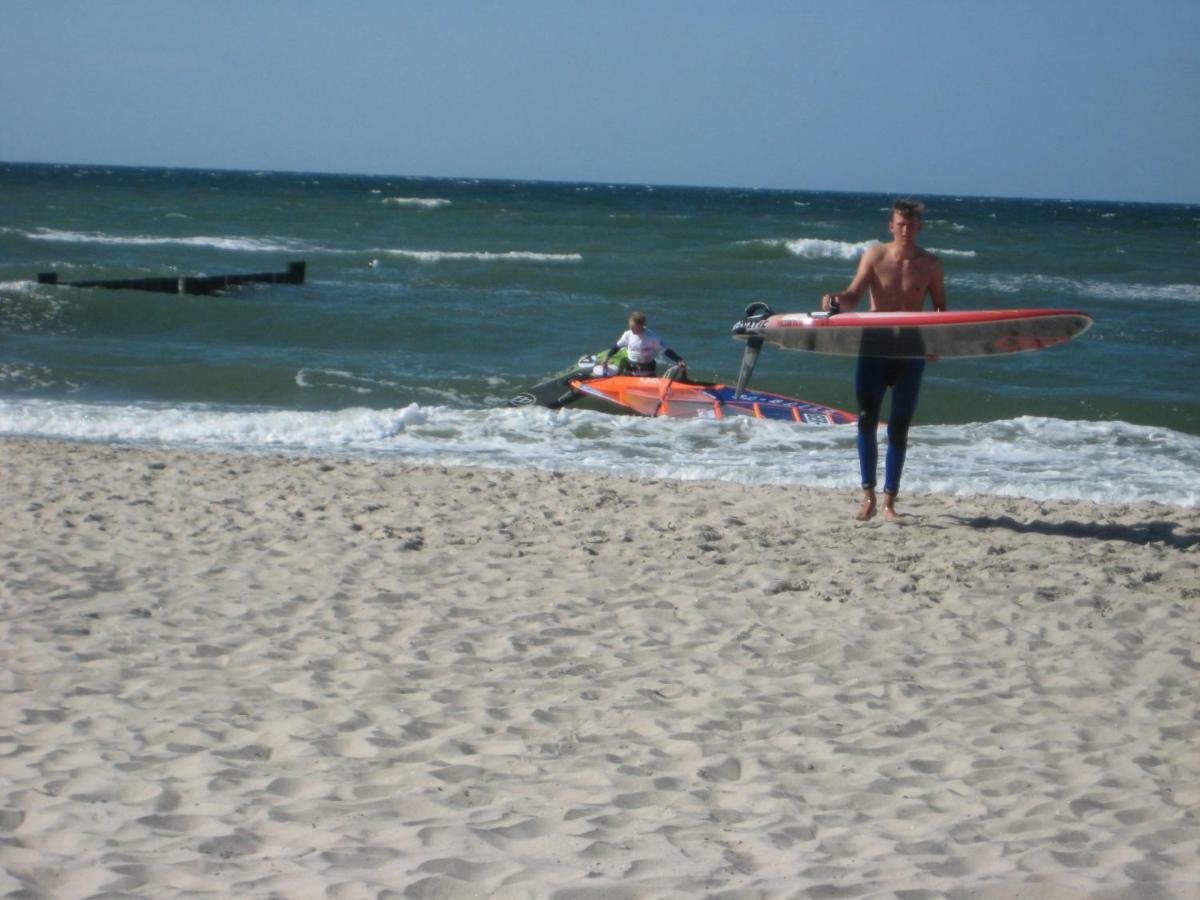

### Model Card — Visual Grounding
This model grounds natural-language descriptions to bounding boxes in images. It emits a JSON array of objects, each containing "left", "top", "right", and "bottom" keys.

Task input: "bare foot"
[
  {"left": 856, "top": 490, "right": 876, "bottom": 521},
  {"left": 882, "top": 492, "right": 899, "bottom": 520}
]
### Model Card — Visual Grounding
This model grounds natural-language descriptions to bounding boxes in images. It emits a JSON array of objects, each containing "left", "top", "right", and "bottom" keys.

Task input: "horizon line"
[{"left": 2, "top": 157, "right": 1196, "bottom": 209}]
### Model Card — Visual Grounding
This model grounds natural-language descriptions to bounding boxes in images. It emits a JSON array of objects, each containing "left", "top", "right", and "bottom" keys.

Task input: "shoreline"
[{"left": 2, "top": 438, "right": 1198, "bottom": 896}]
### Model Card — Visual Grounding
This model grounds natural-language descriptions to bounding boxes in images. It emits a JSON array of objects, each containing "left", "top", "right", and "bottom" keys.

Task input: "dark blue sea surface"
[{"left": 2, "top": 163, "right": 1198, "bottom": 504}]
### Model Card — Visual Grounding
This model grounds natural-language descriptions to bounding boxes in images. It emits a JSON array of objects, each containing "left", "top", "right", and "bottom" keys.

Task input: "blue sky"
[{"left": 2, "top": 1, "right": 1197, "bottom": 203}]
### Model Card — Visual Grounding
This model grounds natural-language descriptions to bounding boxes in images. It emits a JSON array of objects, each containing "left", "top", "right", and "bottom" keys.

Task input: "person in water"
[
  {"left": 822, "top": 198, "right": 947, "bottom": 521},
  {"left": 601, "top": 311, "right": 685, "bottom": 377}
]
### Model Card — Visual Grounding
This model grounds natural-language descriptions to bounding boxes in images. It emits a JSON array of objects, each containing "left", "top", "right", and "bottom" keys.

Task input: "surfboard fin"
[
  {"left": 735, "top": 337, "right": 762, "bottom": 399},
  {"left": 734, "top": 302, "right": 772, "bottom": 398}
]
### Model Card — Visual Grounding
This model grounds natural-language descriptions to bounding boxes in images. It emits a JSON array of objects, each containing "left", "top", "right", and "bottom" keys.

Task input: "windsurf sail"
[
  {"left": 506, "top": 350, "right": 626, "bottom": 408},
  {"left": 570, "top": 375, "right": 855, "bottom": 424},
  {"left": 512, "top": 348, "right": 854, "bottom": 425}
]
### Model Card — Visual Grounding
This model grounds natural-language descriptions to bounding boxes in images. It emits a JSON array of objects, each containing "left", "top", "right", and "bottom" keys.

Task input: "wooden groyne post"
[{"left": 37, "top": 261, "right": 306, "bottom": 295}]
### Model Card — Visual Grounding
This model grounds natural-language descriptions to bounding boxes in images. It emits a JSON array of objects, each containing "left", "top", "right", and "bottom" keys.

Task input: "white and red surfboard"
[{"left": 731, "top": 306, "right": 1094, "bottom": 359}]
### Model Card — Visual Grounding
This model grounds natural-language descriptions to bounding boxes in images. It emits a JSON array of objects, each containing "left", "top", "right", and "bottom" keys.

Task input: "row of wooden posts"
[{"left": 37, "top": 261, "right": 306, "bottom": 296}]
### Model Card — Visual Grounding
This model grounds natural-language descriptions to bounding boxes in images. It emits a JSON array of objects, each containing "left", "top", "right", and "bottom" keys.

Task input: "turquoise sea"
[{"left": 2, "top": 163, "right": 1198, "bottom": 505}]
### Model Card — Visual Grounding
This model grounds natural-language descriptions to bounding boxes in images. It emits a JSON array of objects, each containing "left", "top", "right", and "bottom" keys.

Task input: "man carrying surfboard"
[{"left": 822, "top": 199, "right": 947, "bottom": 521}]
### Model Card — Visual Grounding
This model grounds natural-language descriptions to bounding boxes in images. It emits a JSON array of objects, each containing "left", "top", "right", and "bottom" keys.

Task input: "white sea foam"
[
  {"left": 744, "top": 238, "right": 880, "bottom": 260},
  {"left": 20, "top": 228, "right": 306, "bottom": 254},
  {"left": 0, "top": 284, "right": 71, "bottom": 333},
  {"left": 0, "top": 399, "right": 424, "bottom": 451},
  {"left": 1081, "top": 281, "right": 1200, "bottom": 302},
  {"left": 2, "top": 399, "right": 1196, "bottom": 507},
  {"left": 0, "top": 363, "right": 77, "bottom": 392},
  {"left": 382, "top": 197, "right": 451, "bottom": 209},
  {"left": 742, "top": 237, "right": 975, "bottom": 260},
  {"left": 383, "top": 249, "right": 583, "bottom": 263},
  {"left": 295, "top": 368, "right": 403, "bottom": 395},
  {"left": 953, "top": 272, "right": 1200, "bottom": 302}
]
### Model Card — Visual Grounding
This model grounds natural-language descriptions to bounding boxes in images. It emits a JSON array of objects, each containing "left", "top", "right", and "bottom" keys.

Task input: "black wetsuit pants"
[{"left": 856, "top": 356, "right": 926, "bottom": 495}]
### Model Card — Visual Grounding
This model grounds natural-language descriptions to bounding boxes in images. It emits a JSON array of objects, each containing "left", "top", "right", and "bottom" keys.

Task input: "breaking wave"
[
  {"left": 1, "top": 399, "right": 1196, "bottom": 507},
  {"left": 382, "top": 197, "right": 451, "bottom": 209},
  {"left": 15, "top": 227, "right": 306, "bottom": 254},
  {"left": 382, "top": 249, "right": 583, "bottom": 263}
]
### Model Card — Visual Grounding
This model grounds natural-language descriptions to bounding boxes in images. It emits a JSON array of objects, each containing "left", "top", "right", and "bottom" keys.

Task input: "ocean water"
[{"left": 2, "top": 163, "right": 1198, "bottom": 506}]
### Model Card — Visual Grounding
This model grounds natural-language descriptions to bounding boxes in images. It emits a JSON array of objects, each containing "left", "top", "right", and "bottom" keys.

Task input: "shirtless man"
[{"left": 821, "top": 199, "right": 947, "bottom": 521}]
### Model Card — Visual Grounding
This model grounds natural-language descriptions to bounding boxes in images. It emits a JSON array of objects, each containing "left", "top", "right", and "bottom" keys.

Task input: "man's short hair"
[
  {"left": 892, "top": 198, "right": 925, "bottom": 220},
  {"left": 629, "top": 311, "right": 647, "bottom": 326}
]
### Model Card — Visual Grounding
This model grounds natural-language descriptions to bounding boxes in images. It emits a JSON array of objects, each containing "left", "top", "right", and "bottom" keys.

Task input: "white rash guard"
[{"left": 616, "top": 328, "right": 667, "bottom": 366}]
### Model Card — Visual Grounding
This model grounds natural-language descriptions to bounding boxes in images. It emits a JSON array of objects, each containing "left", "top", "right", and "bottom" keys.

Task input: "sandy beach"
[{"left": 1, "top": 437, "right": 1197, "bottom": 898}]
